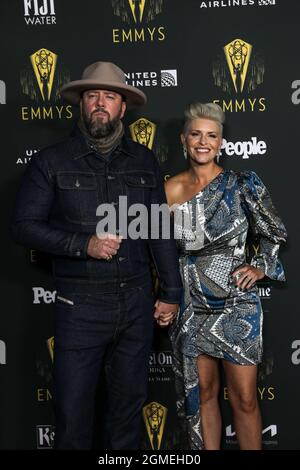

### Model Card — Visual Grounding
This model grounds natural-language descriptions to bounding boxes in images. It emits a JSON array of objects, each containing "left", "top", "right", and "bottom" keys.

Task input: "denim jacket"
[{"left": 11, "top": 129, "right": 182, "bottom": 302}]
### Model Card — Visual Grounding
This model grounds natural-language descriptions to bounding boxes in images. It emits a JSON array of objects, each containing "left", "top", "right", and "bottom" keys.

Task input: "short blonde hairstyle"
[{"left": 183, "top": 102, "right": 225, "bottom": 135}]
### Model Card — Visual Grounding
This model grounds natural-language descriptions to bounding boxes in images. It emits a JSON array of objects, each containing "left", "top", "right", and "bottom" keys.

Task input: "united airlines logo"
[
  {"left": 143, "top": 401, "right": 167, "bottom": 450},
  {"left": 212, "top": 38, "right": 266, "bottom": 112}
]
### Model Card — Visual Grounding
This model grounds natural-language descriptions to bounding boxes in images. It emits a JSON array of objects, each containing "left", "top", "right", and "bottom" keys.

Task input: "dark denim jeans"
[{"left": 53, "top": 282, "right": 154, "bottom": 449}]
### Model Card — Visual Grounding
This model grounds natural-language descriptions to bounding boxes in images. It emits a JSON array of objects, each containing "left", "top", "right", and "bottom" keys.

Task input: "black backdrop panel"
[{"left": 0, "top": 0, "right": 298, "bottom": 450}]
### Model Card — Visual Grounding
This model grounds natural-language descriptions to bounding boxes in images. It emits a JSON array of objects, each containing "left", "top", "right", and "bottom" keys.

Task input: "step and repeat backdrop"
[{"left": 0, "top": 0, "right": 299, "bottom": 450}]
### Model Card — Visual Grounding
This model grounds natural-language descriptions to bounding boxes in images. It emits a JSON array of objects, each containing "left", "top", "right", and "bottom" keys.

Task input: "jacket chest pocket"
[
  {"left": 124, "top": 171, "right": 156, "bottom": 207},
  {"left": 57, "top": 172, "right": 98, "bottom": 225}
]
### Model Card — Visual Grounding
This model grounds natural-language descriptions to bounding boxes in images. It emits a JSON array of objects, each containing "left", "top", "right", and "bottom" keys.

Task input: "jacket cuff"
[
  {"left": 158, "top": 287, "right": 182, "bottom": 304},
  {"left": 69, "top": 232, "right": 93, "bottom": 259}
]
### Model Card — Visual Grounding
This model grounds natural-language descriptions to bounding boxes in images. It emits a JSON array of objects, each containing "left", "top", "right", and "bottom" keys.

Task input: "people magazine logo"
[
  {"left": 125, "top": 69, "right": 178, "bottom": 88},
  {"left": 212, "top": 38, "right": 266, "bottom": 112},
  {"left": 23, "top": 0, "right": 56, "bottom": 25},
  {"left": 111, "top": 0, "right": 166, "bottom": 43},
  {"left": 32, "top": 287, "right": 56, "bottom": 304},
  {"left": 220, "top": 137, "right": 267, "bottom": 159},
  {"left": 199, "top": 0, "right": 277, "bottom": 8},
  {"left": 20, "top": 47, "right": 73, "bottom": 121}
]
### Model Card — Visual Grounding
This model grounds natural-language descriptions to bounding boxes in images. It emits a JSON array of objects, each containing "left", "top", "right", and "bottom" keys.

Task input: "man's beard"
[{"left": 83, "top": 107, "right": 121, "bottom": 138}]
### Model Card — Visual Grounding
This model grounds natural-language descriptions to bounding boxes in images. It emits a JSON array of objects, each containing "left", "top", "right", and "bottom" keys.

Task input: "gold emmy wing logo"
[
  {"left": 30, "top": 48, "right": 57, "bottom": 101},
  {"left": 143, "top": 401, "right": 167, "bottom": 450},
  {"left": 46, "top": 336, "right": 54, "bottom": 362},
  {"left": 129, "top": 117, "right": 156, "bottom": 150},
  {"left": 112, "top": 0, "right": 163, "bottom": 24},
  {"left": 224, "top": 39, "right": 252, "bottom": 93},
  {"left": 128, "top": 0, "right": 146, "bottom": 22}
]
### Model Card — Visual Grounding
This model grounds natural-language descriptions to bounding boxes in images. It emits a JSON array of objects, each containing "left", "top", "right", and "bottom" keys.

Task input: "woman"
[{"left": 164, "top": 102, "right": 287, "bottom": 450}]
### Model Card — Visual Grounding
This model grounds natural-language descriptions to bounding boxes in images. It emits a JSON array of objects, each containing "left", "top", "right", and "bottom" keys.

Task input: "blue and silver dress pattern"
[{"left": 170, "top": 170, "right": 287, "bottom": 449}]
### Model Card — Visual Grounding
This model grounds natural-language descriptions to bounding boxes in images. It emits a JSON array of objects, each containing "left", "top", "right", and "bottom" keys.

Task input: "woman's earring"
[
  {"left": 183, "top": 146, "right": 187, "bottom": 160},
  {"left": 216, "top": 150, "right": 221, "bottom": 164}
]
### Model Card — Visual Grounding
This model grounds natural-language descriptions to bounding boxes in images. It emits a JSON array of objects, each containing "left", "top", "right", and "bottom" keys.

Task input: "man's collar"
[{"left": 70, "top": 126, "right": 138, "bottom": 160}]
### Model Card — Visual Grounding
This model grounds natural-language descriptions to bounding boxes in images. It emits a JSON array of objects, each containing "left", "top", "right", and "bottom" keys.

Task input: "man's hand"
[
  {"left": 154, "top": 300, "right": 179, "bottom": 327},
  {"left": 87, "top": 233, "right": 122, "bottom": 260}
]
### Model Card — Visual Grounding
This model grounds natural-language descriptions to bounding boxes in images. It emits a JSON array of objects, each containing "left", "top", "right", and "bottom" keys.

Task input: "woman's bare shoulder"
[{"left": 164, "top": 171, "right": 189, "bottom": 205}]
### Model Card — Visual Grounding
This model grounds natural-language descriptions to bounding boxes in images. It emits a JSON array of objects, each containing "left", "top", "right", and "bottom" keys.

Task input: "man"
[{"left": 11, "top": 62, "right": 182, "bottom": 450}]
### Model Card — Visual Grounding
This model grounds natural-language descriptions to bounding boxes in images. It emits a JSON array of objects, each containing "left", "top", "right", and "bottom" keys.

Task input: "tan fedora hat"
[{"left": 61, "top": 61, "right": 147, "bottom": 109}]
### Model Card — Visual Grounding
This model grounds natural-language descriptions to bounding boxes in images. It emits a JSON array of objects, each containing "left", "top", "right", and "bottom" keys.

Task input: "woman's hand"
[
  {"left": 231, "top": 264, "right": 265, "bottom": 290},
  {"left": 154, "top": 300, "right": 179, "bottom": 327}
]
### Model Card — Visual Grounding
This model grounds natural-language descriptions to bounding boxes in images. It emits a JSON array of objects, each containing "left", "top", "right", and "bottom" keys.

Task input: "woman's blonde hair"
[{"left": 183, "top": 102, "right": 225, "bottom": 135}]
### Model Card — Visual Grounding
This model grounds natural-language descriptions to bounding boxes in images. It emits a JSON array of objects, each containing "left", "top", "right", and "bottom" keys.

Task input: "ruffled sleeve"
[{"left": 238, "top": 171, "right": 287, "bottom": 281}]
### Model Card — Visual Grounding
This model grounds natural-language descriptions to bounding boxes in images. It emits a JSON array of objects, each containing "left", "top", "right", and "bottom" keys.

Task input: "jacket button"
[
  {"left": 120, "top": 282, "right": 127, "bottom": 288},
  {"left": 107, "top": 175, "right": 115, "bottom": 180},
  {"left": 118, "top": 257, "right": 126, "bottom": 262},
  {"left": 75, "top": 250, "right": 81, "bottom": 257}
]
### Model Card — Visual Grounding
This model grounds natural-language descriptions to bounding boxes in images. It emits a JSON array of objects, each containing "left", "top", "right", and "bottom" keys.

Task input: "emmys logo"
[
  {"left": 129, "top": 116, "right": 168, "bottom": 163},
  {"left": 30, "top": 48, "right": 57, "bottom": 101},
  {"left": 0, "top": 339, "right": 6, "bottom": 365},
  {"left": 47, "top": 336, "right": 54, "bottom": 362},
  {"left": 36, "top": 425, "right": 55, "bottom": 448},
  {"left": 212, "top": 38, "right": 266, "bottom": 112},
  {"left": 291, "top": 80, "right": 300, "bottom": 105},
  {"left": 16, "top": 149, "right": 39, "bottom": 165},
  {"left": 130, "top": 117, "right": 156, "bottom": 150},
  {"left": 23, "top": 0, "right": 56, "bottom": 25},
  {"left": 125, "top": 69, "right": 177, "bottom": 88},
  {"left": 291, "top": 340, "right": 300, "bottom": 365},
  {"left": 0, "top": 80, "right": 6, "bottom": 104},
  {"left": 143, "top": 401, "right": 167, "bottom": 450},
  {"left": 220, "top": 137, "right": 267, "bottom": 159},
  {"left": 20, "top": 48, "right": 72, "bottom": 120},
  {"left": 112, "top": 0, "right": 166, "bottom": 43}
]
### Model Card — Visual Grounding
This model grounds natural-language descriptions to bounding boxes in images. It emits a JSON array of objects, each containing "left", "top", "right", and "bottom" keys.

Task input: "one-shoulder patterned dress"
[{"left": 169, "top": 170, "right": 287, "bottom": 449}]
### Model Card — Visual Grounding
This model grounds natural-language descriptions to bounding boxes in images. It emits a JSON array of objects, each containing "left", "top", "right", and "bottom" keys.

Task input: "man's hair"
[{"left": 183, "top": 102, "right": 225, "bottom": 135}]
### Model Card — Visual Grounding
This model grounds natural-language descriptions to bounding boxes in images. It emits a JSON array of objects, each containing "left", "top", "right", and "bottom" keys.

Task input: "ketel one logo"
[
  {"left": 143, "top": 401, "right": 167, "bottom": 450},
  {"left": 213, "top": 38, "right": 265, "bottom": 95},
  {"left": 130, "top": 117, "right": 156, "bottom": 150},
  {"left": 112, "top": 0, "right": 163, "bottom": 24},
  {"left": 47, "top": 336, "right": 54, "bottom": 362}
]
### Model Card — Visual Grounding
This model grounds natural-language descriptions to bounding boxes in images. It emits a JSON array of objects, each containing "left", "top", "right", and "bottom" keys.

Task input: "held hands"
[
  {"left": 154, "top": 300, "right": 179, "bottom": 327},
  {"left": 87, "top": 233, "right": 122, "bottom": 261},
  {"left": 231, "top": 264, "right": 265, "bottom": 290}
]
